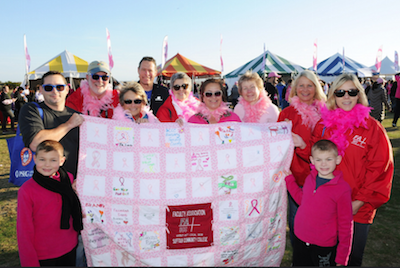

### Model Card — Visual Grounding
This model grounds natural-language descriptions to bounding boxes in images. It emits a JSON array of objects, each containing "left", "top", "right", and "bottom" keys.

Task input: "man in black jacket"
[{"left": 264, "top": 72, "right": 281, "bottom": 106}]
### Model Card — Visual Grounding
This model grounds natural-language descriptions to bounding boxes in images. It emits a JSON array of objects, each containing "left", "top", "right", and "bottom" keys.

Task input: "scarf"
[
  {"left": 320, "top": 104, "right": 371, "bottom": 156},
  {"left": 237, "top": 90, "right": 272, "bottom": 123},
  {"left": 112, "top": 104, "right": 155, "bottom": 122},
  {"left": 290, "top": 96, "right": 324, "bottom": 131},
  {"left": 80, "top": 80, "right": 114, "bottom": 117},
  {"left": 194, "top": 101, "right": 231, "bottom": 123},
  {"left": 169, "top": 89, "right": 200, "bottom": 121},
  {"left": 32, "top": 166, "right": 83, "bottom": 232}
]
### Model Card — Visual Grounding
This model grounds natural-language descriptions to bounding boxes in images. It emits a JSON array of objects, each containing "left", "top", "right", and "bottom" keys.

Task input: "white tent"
[{"left": 369, "top": 56, "right": 399, "bottom": 76}]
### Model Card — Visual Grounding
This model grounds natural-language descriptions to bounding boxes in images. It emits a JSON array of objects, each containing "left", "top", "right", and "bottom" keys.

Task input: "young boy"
[
  {"left": 285, "top": 139, "right": 353, "bottom": 266},
  {"left": 17, "top": 140, "right": 83, "bottom": 266}
]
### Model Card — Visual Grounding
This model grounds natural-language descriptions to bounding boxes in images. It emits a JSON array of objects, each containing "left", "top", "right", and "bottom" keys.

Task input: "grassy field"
[{"left": 0, "top": 114, "right": 399, "bottom": 267}]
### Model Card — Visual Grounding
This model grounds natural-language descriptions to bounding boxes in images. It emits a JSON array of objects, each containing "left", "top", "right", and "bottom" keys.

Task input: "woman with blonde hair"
[
  {"left": 277, "top": 70, "right": 326, "bottom": 248},
  {"left": 299, "top": 73, "right": 393, "bottom": 266},
  {"left": 233, "top": 71, "right": 279, "bottom": 123}
]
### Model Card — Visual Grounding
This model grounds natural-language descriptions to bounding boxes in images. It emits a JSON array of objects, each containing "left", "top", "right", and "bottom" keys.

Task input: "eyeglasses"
[
  {"left": 124, "top": 99, "right": 143, "bottom": 104},
  {"left": 334, "top": 89, "right": 359, "bottom": 98},
  {"left": 204, "top": 91, "right": 222, "bottom": 98},
  {"left": 91, "top": 74, "right": 110, "bottom": 81},
  {"left": 42, "top": 84, "right": 66, "bottom": 92},
  {"left": 173, "top": 84, "right": 189, "bottom": 91}
]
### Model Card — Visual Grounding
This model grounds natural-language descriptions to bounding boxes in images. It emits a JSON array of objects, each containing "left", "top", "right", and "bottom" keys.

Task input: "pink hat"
[
  {"left": 268, "top": 72, "right": 281, "bottom": 78},
  {"left": 377, "top": 77, "right": 386, "bottom": 84}
]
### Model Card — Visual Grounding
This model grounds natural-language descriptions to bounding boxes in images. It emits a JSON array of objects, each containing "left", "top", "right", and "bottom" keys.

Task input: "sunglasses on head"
[
  {"left": 334, "top": 89, "right": 359, "bottom": 97},
  {"left": 42, "top": 84, "right": 66, "bottom": 92},
  {"left": 204, "top": 91, "right": 222, "bottom": 98},
  {"left": 91, "top": 74, "right": 109, "bottom": 81},
  {"left": 124, "top": 99, "right": 143, "bottom": 105},
  {"left": 173, "top": 84, "right": 189, "bottom": 90}
]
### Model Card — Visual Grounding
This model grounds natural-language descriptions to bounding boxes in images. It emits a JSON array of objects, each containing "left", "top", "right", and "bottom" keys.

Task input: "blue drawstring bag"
[{"left": 7, "top": 103, "right": 43, "bottom": 186}]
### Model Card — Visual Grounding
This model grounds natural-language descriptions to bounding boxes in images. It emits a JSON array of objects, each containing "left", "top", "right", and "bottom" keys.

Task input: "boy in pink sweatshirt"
[
  {"left": 17, "top": 140, "right": 83, "bottom": 266},
  {"left": 285, "top": 139, "right": 353, "bottom": 266}
]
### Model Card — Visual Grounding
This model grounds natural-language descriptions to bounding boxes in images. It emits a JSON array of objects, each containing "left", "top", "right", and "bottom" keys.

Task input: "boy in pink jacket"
[
  {"left": 17, "top": 140, "right": 83, "bottom": 266},
  {"left": 285, "top": 139, "right": 353, "bottom": 266}
]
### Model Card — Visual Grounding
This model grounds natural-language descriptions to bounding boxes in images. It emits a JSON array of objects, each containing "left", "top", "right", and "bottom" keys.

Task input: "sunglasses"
[
  {"left": 334, "top": 89, "right": 359, "bottom": 98},
  {"left": 124, "top": 99, "right": 142, "bottom": 104},
  {"left": 42, "top": 84, "right": 66, "bottom": 92},
  {"left": 91, "top": 74, "right": 110, "bottom": 81},
  {"left": 173, "top": 84, "right": 189, "bottom": 90},
  {"left": 204, "top": 91, "right": 222, "bottom": 98}
]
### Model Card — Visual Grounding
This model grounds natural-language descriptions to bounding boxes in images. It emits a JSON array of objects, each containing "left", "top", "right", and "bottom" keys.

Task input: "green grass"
[{"left": 1, "top": 113, "right": 399, "bottom": 267}]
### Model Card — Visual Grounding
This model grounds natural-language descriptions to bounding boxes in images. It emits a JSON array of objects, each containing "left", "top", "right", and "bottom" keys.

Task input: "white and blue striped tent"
[
  {"left": 312, "top": 53, "right": 373, "bottom": 83},
  {"left": 224, "top": 50, "right": 304, "bottom": 87}
]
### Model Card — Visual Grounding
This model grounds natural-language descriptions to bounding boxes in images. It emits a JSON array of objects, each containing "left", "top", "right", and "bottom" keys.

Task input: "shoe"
[{"left": 392, "top": 123, "right": 396, "bottom": 127}]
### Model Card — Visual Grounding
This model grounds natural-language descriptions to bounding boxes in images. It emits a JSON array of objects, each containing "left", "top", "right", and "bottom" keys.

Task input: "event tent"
[
  {"left": 369, "top": 56, "right": 399, "bottom": 76},
  {"left": 157, "top": 53, "right": 221, "bottom": 78},
  {"left": 313, "top": 53, "right": 373, "bottom": 82},
  {"left": 225, "top": 50, "right": 305, "bottom": 78},
  {"left": 27, "top": 50, "right": 88, "bottom": 80}
]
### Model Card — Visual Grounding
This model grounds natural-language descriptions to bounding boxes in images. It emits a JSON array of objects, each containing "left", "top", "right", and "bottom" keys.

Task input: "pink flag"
[
  {"left": 313, "top": 39, "right": 317, "bottom": 72},
  {"left": 220, "top": 35, "right": 224, "bottom": 73},
  {"left": 375, "top": 45, "right": 383, "bottom": 73},
  {"left": 161, "top": 35, "right": 168, "bottom": 70},
  {"left": 262, "top": 43, "right": 266, "bottom": 73},
  {"left": 342, "top": 47, "right": 345, "bottom": 72},
  {"left": 106, "top": 28, "right": 114, "bottom": 70},
  {"left": 24, "top": 34, "right": 31, "bottom": 74},
  {"left": 395, "top": 51, "right": 398, "bottom": 72}
]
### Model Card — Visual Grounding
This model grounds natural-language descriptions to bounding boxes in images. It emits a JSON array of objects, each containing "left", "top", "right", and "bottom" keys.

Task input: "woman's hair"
[
  {"left": 237, "top": 71, "right": 264, "bottom": 95},
  {"left": 170, "top": 72, "right": 191, "bottom": 90},
  {"left": 199, "top": 78, "right": 227, "bottom": 102},
  {"left": 326, "top": 73, "right": 369, "bottom": 110},
  {"left": 289, "top": 70, "right": 326, "bottom": 102},
  {"left": 119, "top": 81, "right": 147, "bottom": 105}
]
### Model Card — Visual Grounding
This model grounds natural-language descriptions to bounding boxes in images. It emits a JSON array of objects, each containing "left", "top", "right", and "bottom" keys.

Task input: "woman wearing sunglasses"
[
  {"left": 112, "top": 81, "right": 158, "bottom": 123},
  {"left": 188, "top": 79, "right": 241, "bottom": 124},
  {"left": 233, "top": 71, "right": 279, "bottom": 123},
  {"left": 301, "top": 73, "right": 393, "bottom": 266},
  {"left": 156, "top": 72, "right": 200, "bottom": 124},
  {"left": 277, "top": 70, "right": 326, "bottom": 249}
]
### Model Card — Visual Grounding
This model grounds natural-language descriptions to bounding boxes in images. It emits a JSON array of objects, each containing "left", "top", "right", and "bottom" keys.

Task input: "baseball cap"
[
  {"left": 88, "top": 61, "right": 110, "bottom": 75},
  {"left": 268, "top": 72, "right": 281, "bottom": 78}
]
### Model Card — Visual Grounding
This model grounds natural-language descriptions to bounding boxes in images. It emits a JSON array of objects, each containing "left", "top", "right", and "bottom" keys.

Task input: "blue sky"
[{"left": 1, "top": 0, "right": 399, "bottom": 82}]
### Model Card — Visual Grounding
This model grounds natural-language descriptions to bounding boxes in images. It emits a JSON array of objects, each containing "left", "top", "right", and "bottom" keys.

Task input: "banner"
[
  {"left": 342, "top": 47, "right": 345, "bottom": 72},
  {"left": 395, "top": 51, "right": 398, "bottom": 73},
  {"left": 106, "top": 28, "right": 114, "bottom": 71},
  {"left": 24, "top": 34, "right": 31, "bottom": 74},
  {"left": 375, "top": 45, "right": 383, "bottom": 73},
  {"left": 313, "top": 39, "right": 317, "bottom": 73},
  {"left": 262, "top": 43, "right": 266, "bottom": 74},
  {"left": 220, "top": 35, "right": 224, "bottom": 73},
  {"left": 77, "top": 116, "right": 293, "bottom": 266},
  {"left": 161, "top": 36, "right": 168, "bottom": 70}
]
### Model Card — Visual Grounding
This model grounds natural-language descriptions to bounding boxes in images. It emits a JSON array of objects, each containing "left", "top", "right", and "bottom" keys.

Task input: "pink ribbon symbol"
[
  {"left": 277, "top": 145, "right": 283, "bottom": 156},
  {"left": 93, "top": 179, "right": 99, "bottom": 191},
  {"left": 122, "top": 158, "right": 128, "bottom": 167},
  {"left": 92, "top": 151, "right": 100, "bottom": 168},
  {"left": 248, "top": 128, "right": 254, "bottom": 135},
  {"left": 174, "top": 158, "right": 179, "bottom": 168},
  {"left": 148, "top": 131, "right": 153, "bottom": 141},
  {"left": 225, "top": 154, "right": 230, "bottom": 164},
  {"left": 249, "top": 199, "right": 260, "bottom": 216},
  {"left": 196, "top": 158, "right": 204, "bottom": 171},
  {"left": 199, "top": 182, "right": 205, "bottom": 190},
  {"left": 199, "top": 131, "right": 203, "bottom": 141},
  {"left": 251, "top": 178, "right": 256, "bottom": 187},
  {"left": 119, "top": 177, "right": 125, "bottom": 186},
  {"left": 121, "top": 132, "right": 127, "bottom": 142},
  {"left": 148, "top": 184, "right": 154, "bottom": 194},
  {"left": 94, "top": 127, "right": 100, "bottom": 137}
]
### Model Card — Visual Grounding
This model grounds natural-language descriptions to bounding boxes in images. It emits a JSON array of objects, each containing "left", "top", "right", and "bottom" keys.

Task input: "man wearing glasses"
[
  {"left": 66, "top": 60, "right": 119, "bottom": 118},
  {"left": 137, "top": 56, "right": 169, "bottom": 115}
]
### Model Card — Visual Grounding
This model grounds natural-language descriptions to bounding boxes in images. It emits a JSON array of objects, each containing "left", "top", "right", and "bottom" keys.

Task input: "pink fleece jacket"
[
  {"left": 285, "top": 169, "right": 353, "bottom": 266},
  {"left": 17, "top": 172, "right": 78, "bottom": 267}
]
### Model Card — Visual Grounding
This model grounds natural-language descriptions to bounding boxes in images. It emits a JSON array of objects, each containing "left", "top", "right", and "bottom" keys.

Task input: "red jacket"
[
  {"left": 312, "top": 116, "right": 394, "bottom": 224},
  {"left": 286, "top": 170, "right": 353, "bottom": 266},
  {"left": 278, "top": 106, "right": 312, "bottom": 186},
  {"left": 66, "top": 87, "right": 119, "bottom": 118},
  {"left": 156, "top": 96, "right": 178, "bottom": 122}
]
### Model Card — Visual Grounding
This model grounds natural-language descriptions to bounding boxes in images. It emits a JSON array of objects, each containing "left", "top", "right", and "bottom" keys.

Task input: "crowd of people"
[{"left": 2, "top": 56, "right": 394, "bottom": 267}]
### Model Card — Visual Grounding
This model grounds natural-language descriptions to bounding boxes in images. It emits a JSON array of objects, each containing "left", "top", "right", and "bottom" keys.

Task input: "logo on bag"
[{"left": 20, "top": 148, "right": 33, "bottom": 166}]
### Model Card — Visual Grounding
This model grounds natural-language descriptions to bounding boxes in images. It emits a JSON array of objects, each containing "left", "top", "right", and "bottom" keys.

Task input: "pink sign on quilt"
[{"left": 76, "top": 115, "right": 293, "bottom": 267}]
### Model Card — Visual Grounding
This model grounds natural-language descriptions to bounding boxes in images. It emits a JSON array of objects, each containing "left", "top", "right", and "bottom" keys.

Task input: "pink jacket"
[
  {"left": 285, "top": 169, "right": 353, "bottom": 266},
  {"left": 17, "top": 172, "right": 78, "bottom": 267}
]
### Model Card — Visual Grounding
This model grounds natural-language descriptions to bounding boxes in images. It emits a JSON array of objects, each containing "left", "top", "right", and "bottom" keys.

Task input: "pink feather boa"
[
  {"left": 169, "top": 90, "right": 200, "bottom": 121},
  {"left": 112, "top": 104, "right": 157, "bottom": 123},
  {"left": 195, "top": 101, "right": 231, "bottom": 121},
  {"left": 320, "top": 104, "right": 371, "bottom": 156},
  {"left": 290, "top": 96, "right": 324, "bottom": 131},
  {"left": 237, "top": 90, "right": 272, "bottom": 123},
  {"left": 80, "top": 80, "right": 114, "bottom": 116}
]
